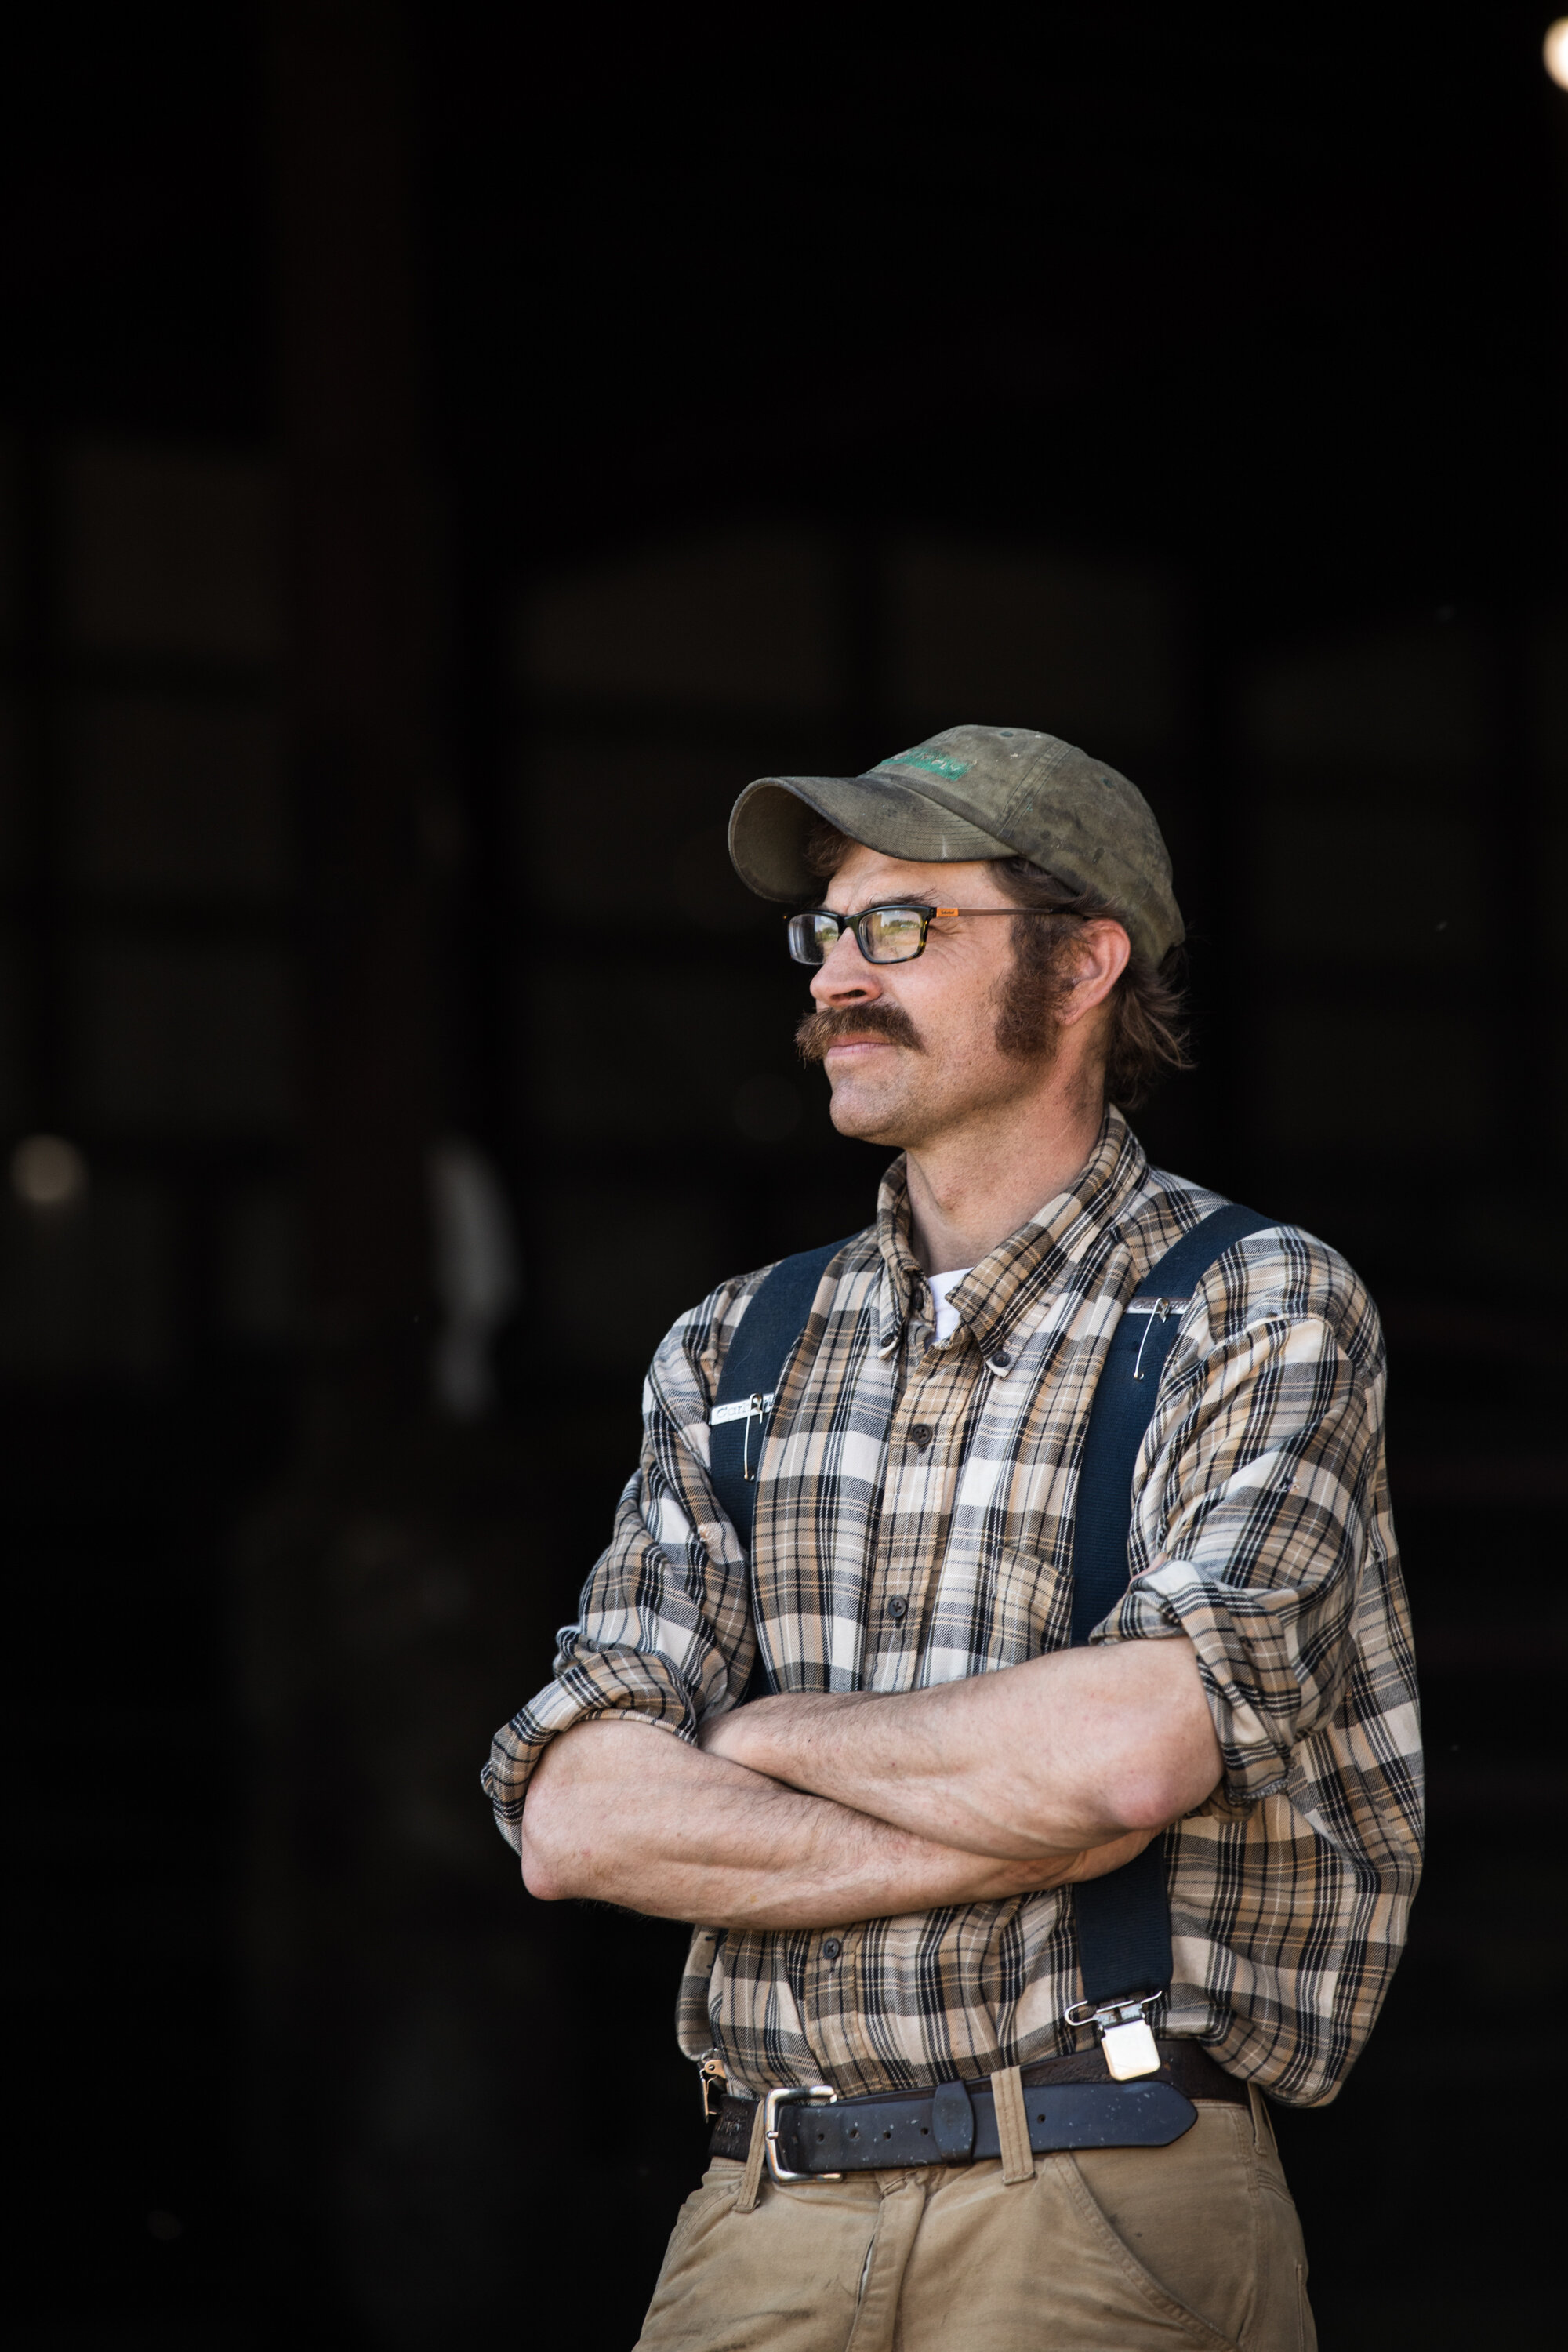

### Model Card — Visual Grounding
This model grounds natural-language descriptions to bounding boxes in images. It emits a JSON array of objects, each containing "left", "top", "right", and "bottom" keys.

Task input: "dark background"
[{"left": 3, "top": 3, "right": 1566, "bottom": 2346}]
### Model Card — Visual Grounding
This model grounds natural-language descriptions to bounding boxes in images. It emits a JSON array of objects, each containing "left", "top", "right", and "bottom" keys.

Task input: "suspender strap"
[
  {"left": 1071, "top": 1203, "right": 1276, "bottom": 2008},
  {"left": 709, "top": 1237, "right": 855, "bottom": 1705},
  {"left": 709, "top": 1238, "right": 854, "bottom": 1551}
]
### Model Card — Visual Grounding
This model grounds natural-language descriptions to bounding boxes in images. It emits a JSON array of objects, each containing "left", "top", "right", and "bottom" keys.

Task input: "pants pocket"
[
  {"left": 652, "top": 2164, "right": 743, "bottom": 2272},
  {"left": 1065, "top": 2106, "right": 1270, "bottom": 2349}
]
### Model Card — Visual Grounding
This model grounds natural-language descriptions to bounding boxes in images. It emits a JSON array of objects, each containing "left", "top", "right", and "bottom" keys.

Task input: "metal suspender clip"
[
  {"left": 709, "top": 1389, "right": 775, "bottom": 1481},
  {"left": 698, "top": 2050, "right": 730, "bottom": 2119},
  {"left": 1064, "top": 1993, "right": 1163, "bottom": 2081},
  {"left": 1125, "top": 1294, "right": 1189, "bottom": 1381}
]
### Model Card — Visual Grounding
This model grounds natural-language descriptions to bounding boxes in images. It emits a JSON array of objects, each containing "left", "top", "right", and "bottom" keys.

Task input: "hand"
[
  {"left": 698, "top": 1701, "right": 779, "bottom": 1769},
  {"left": 1037, "top": 1827, "right": 1159, "bottom": 1885}
]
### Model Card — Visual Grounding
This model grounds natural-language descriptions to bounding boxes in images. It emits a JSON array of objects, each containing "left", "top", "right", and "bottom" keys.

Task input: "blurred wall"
[{"left": 0, "top": 437, "right": 293, "bottom": 1375}]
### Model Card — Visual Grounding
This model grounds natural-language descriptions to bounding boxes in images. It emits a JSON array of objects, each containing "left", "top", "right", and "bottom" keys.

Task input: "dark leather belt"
[{"left": 710, "top": 2041, "right": 1247, "bottom": 2176}]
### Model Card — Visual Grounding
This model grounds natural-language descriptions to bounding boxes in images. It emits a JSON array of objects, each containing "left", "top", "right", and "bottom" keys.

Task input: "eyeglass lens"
[
  {"left": 787, "top": 911, "right": 846, "bottom": 966},
  {"left": 786, "top": 906, "right": 931, "bottom": 967},
  {"left": 859, "top": 907, "right": 926, "bottom": 961}
]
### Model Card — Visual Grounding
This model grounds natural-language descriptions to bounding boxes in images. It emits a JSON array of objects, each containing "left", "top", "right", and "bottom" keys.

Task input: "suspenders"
[
  {"left": 707, "top": 1203, "right": 1276, "bottom": 2056},
  {"left": 708, "top": 1236, "right": 851, "bottom": 1549},
  {"left": 1064, "top": 1203, "right": 1276, "bottom": 2072}
]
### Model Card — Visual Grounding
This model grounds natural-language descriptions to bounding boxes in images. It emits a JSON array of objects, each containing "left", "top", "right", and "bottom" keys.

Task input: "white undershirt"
[
  {"left": 926, "top": 1196, "right": 1064, "bottom": 1345},
  {"left": 927, "top": 1266, "right": 974, "bottom": 1345}
]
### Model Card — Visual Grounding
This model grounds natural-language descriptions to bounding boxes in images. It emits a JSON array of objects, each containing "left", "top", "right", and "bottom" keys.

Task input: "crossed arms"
[
  {"left": 498, "top": 1244, "right": 1399, "bottom": 1940},
  {"left": 520, "top": 1635, "right": 1222, "bottom": 1930}
]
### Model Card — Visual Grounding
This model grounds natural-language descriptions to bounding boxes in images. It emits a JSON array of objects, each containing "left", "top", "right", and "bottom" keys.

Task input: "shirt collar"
[{"left": 873, "top": 1104, "right": 1149, "bottom": 1365}]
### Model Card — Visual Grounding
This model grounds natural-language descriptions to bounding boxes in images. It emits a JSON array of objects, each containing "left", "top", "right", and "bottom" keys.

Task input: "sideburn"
[{"left": 993, "top": 913, "right": 1075, "bottom": 1061}]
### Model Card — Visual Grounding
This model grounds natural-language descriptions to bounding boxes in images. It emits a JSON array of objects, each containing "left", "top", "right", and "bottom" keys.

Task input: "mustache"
[{"left": 796, "top": 1000, "right": 924, "bottom": 1062}]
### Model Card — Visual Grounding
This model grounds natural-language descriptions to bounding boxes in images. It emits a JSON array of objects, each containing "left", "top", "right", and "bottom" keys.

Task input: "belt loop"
[
  {"left": 1249, "top": 2082, "right": 1278, "bottom": 2157},
  {"left": 989, "top": 2065, "right": 1034, "bottom": 2184},
  {"left": 734, "top": 2098, "right": 768, "bottom": 2214}
]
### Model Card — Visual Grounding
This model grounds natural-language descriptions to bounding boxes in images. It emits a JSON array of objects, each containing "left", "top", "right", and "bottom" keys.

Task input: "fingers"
[
  {"left": 1058, "top": 1829, "right": 1158, "bottom": 1884},
  {"left": 698, "top": 1711, "right": 749, "bottom": 1762}
]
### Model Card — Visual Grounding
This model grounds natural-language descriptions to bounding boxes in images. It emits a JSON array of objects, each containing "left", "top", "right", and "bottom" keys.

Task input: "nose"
[{"left": 808, "top": 920, "right": 882, "bottom": 1007}]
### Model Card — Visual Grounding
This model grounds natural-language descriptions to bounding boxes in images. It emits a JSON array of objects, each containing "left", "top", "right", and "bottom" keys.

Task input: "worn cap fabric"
[{"left": 728, "top": 723, "right": 1184, "bottom": 967}]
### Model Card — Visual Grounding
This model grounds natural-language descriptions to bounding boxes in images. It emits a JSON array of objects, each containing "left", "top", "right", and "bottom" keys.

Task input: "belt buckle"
[{"left": 763, "top": 2083, "right": 841, "bottom": 2184}]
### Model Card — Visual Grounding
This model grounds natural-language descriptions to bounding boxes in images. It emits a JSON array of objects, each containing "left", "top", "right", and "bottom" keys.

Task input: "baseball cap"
[{"left": 728, "top": 723, "right": 1183, "bottom": 967}]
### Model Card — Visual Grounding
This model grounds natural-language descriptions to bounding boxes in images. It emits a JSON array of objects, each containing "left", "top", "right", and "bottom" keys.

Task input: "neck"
[{"left": 902, "top": 1084, "right": 1108, "bottom": 1273}]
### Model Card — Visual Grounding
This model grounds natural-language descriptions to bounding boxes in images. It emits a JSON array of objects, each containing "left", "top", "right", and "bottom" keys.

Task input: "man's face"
[{"left": 797, "top": 848, "right": 1052, "bottom": 1150}]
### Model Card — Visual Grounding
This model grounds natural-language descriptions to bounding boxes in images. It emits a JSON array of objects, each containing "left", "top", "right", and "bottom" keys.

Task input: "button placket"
[
  {"left": 869, "top": 1353, "right": 963, "bottom": 1684},
  {"left": 807, "top": 1926, "right": 863, "bottom": 2067}
]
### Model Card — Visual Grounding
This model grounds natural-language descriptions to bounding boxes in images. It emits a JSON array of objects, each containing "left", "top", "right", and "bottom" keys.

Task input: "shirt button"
[
  {"left": 822, "top": 1937, "right": 842, "bottom": 1961},
  {"left": 910, "top": 1424, "right": 934, "bottom": 1451},
  {"left": 887, "top": 1595, "right": 908, "bottom": 1622},
  {"left": 989, "top": 1353, "right": 1012, "bottom": 1372}
]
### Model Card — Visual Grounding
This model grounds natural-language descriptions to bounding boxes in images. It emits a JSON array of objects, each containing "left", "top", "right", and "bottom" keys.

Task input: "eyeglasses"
[{"left": 786, "top": 902, "right": 1062, "bottom": 967}]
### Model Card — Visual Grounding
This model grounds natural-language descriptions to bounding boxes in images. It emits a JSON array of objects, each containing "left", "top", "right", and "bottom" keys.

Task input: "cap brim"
[{"left": 728, "top": 774, "right": 1015, "bottom": 902}]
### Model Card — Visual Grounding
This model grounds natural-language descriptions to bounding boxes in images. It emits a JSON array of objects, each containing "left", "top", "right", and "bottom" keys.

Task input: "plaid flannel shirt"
[{"left": 485, "top": 1107, "right": 1422, "bottom": 2107}]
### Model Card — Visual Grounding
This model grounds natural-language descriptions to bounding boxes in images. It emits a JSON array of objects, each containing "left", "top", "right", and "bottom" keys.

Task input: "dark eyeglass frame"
[{"left": 786, "top": 901, "right": 1068, "bottom": 968}]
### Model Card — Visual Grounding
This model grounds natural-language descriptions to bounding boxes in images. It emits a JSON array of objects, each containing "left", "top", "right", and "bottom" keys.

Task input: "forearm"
[
  {"left": 702, "top": 1639, "right": 1222, "bottom": 1859},
  {"left": 520, "top": 1716, "right": 1117, "bottom": 1929}
]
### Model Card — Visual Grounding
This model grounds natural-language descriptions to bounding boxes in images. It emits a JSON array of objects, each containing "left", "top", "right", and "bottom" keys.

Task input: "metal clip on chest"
[{"left": 710, "top": 1390, "right": 775, "bottom": 1482}]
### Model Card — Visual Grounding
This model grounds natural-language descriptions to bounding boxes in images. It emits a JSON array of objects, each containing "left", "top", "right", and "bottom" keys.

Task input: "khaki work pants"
[{"left": 636, "top": 2093, "right": 1315, "bottom": 2351}]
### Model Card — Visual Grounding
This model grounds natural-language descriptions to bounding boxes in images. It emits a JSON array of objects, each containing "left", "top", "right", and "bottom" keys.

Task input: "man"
[{"left": 485, "top": 724, "right": 1421, "bottom": 2350}]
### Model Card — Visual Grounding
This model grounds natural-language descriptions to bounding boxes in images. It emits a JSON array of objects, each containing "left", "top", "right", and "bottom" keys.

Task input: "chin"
[{"left": 827, "top": 1082, "right": 915, "bottom": 1148}]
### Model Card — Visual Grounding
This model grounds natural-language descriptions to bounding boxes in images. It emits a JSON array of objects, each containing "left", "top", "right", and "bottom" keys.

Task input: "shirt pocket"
[{"left": 971, "top": 1539, "right": 1075, "bottom": 1668}]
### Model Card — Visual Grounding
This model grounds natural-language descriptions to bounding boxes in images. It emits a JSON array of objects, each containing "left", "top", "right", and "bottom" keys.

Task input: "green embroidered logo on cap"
[{"left": 879, "top": 748, "right": 973, "bottom": 781}]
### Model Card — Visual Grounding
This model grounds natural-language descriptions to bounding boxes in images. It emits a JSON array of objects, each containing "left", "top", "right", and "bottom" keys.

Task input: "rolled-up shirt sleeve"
[
  {"left": 481, "top": 1270, "right": 764, "bottom": 1853},
  {"left": 1094, "top": 1234, "right": 1393, "bottom": 1817}
]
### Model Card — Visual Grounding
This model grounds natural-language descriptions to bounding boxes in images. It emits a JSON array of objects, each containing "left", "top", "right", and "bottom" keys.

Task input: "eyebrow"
[{"left": 818, "top": 896, "right": 956, "bottom": 916}]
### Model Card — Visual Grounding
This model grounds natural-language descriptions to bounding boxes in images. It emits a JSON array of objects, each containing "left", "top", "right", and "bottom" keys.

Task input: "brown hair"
[{"left": 802, "top": 818, "right": 1191, "bottom": 1108}]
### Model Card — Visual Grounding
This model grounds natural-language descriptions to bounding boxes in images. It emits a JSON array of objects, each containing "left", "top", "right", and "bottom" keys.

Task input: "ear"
[{"left": 1057, "top": 920, "right": 1131, "bottom": 1027}]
